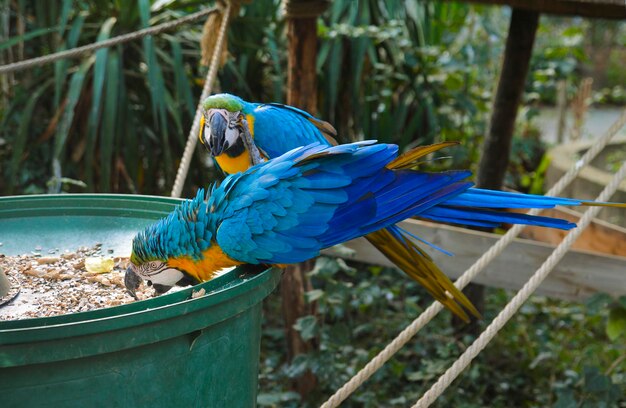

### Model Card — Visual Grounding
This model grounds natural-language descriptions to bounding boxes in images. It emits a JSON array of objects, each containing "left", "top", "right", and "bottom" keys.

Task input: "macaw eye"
[{"left": 139, "top": 261, "right": 164, "bottom": 274}]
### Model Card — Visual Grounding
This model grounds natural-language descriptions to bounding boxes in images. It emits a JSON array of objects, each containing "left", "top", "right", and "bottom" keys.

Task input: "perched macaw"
[
  {"left": 126, "top": 141, "right": 624, "bottom": 322},
  {"left": 197, "top": 93, "right": 483, "bottom": 321},
  {"left": 198, "top": 93, "right": 337, "bottom": 175}
]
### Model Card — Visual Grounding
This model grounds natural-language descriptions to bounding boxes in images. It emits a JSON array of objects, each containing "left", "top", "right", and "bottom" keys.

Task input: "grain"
[{"left": 0, "top": 246, "right": 153, "bottom": 321}]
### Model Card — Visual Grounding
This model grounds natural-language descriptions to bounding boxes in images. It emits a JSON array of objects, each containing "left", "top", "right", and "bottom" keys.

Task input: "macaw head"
[
  {"left": 199, "top": 93, "right": 247, "bottom": 158},
  {"left": 125, "top": 190, "right": 213, "bottom": 298}
]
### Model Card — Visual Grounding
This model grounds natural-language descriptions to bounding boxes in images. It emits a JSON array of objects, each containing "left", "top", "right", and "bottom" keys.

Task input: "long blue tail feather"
[
  {"left": 446, "top": 188, "right": 583, "bottom": 209},
  {"left": 420, "top": 206, "right": 577, "bottom": 230}
]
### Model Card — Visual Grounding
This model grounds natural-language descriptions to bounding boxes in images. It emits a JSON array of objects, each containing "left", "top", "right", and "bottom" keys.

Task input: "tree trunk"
[
  {"left": 280, "top": 261, "right": 317, "bottom": 396},
  {"left": 457, "top": 9, "right": 540, "bottom": 335},
  {"left": 286, "top": 16, "right": 318, "bottom": 111},
  {"left": 283, "top": 10, "right": 321, "bottom": 398}
]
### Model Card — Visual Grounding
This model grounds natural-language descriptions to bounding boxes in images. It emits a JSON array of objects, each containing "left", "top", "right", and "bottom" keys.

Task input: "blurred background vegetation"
[
  {"left": 1, "top": 1, "right": 625, "bottom": 406},
  {"left": 2, "top": 1, "right": 624, "bottom": 197}
]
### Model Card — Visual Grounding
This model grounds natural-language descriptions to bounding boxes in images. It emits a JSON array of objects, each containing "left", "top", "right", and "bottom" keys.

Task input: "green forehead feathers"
[{"left": 202, "top": 93, "right": 244, "bottom": 112}]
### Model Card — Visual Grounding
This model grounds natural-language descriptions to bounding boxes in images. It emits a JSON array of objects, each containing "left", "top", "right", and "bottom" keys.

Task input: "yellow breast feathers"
[{"left": 167, "top": 246, "right": 243, "bottom": 282}]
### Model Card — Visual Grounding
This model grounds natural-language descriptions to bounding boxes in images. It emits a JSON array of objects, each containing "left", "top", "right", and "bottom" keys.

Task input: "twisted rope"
[
  {"left": 0, "top": 7, "right": 217, "bottom": 75},
  {"left": 170, "top": 1, "right": 231, "bottom": 198},
  {"left": 320, "top": 109, "right": 626, "bottom": 408},
  {"left": 414, "top": 158, "right": 626, "bottom": 407}
]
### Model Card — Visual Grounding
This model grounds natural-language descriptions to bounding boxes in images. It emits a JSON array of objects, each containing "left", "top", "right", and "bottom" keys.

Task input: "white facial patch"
[
  {"left": 224, "top": 111, "right": 243, "bottom": 147},
  {"left": 146, "top": 268, "right": 185, "bottom": 287},
  {"left": 135, "top": 261, "right": 184, "bottom": 287}
]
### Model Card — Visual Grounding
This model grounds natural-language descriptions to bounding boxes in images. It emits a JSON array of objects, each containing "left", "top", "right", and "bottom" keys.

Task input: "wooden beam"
[
  {"left": 440, "top": 0, "right": 626, "bottom": 20},
  {"left": 323, "top": 218, "right": 626, "bottom": 302},
  {"left": 517, "top": 206, "right": 626, "bottom": 257}
]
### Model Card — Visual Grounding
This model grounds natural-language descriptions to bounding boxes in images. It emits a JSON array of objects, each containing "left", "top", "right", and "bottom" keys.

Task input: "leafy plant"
[
  {"left": 259, "top": 258, "right": 626, "bottom": 407},
  {"left": 1, "top": 0, "right": 210, "bottom": 195},
  {"left": 528, "top": 21, "right": 587, "bottom": 105},
  {"left": 316, "top": 1, "right": 506, "bottom": 171}
]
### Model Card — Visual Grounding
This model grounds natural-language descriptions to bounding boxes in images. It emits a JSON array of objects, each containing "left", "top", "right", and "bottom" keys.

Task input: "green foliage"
[
  {"left": 506, "top": 108, "right": 549, "bottom": 193},
  {"left": 1, "top": 0, "right": 209, "bottom": 195},
  {"left": 529, "top": 18, "right": 626, "bottom": 106},
  {"left": 6, "top": 2, "right": 605, "bottom": 197},
  {"left": 607, "top": 297, "right": 626, "bottom": 341},
  {"left": 529, "top": 22, "right": 586, "bottom": 105},
  {"left": 315, "top": 1, "right": 505, "bottom": 168},
  {"left": 259, "top": 259, "right": 626, "bottom": 407}
]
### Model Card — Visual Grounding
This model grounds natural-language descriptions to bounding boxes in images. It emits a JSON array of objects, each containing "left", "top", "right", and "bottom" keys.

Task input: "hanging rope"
[
  {"left": 170, "top": 0, "right": 232, "bottom": 198},
  {"left": 414, "top": 159, "right": 626, "bottom": 407},
  {"left": 320, "top": 108, "right": 626, "bottom": 408},
  {"left": 0, "top": 7, "right": 218, "bottom": 75}
]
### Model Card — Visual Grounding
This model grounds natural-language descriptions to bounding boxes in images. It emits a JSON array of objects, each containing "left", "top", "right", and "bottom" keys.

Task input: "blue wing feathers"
[
  {"left": 250, "top": 104, "right": 331, "bottom": 157},
  {"left": 204, "top": 141, "right": 604, "bottom": 265}
]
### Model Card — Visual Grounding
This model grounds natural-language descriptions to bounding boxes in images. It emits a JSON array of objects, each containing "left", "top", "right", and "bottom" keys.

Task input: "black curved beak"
[
  {"left": 206, "top": 111, "right": 229, "bottom": 156},
  {"left": 124, "top": 267, "right": 142, "bottom": 299}
]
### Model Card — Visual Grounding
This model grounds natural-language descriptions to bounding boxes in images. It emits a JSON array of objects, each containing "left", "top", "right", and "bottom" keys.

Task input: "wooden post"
[
  {"left": 476, "top": 8, "right": 540, "bottom": 191},
  {"left": 555, "top": 79, "right": 567, "bottom": 144},
  {"left": 570, "top": 77, "right": 593, "bottom": 141},
  {"left": 282, "top": 0, "right": 328, "bottom": 398},
  {"left": 286, "top": 15, "right": 318, "bottom": 111},
  {"left": 280, "top": 261, "right": 317, "bottom": 395},
  {"left": 459, "top": 8, "right": 540, "bottom": 334}
]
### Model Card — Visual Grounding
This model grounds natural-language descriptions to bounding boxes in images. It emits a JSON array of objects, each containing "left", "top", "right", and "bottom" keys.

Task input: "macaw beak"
[
  {"left": 206, "top": 110, "right": 229, "bottom": 156},
  {"left": 124, "top": 266, "right": 142, "bottom": 299}
]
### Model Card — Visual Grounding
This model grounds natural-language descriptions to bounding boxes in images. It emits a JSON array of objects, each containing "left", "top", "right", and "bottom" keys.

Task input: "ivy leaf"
[
  {"left": 606, "top": 305, "right": 626, "bottom": 341},
  {"left": 583, "top": 366, "right": 610, "bottom": 393},
  {"left": 585, "top": 293, "right": 612, "bottom": 314},
  {"left": 553, "top": 390, "right": 576, "bottom": 408},
  {"left": 293, "top": 315, "right": 318, "bottom": 341},
  {"left": 305, "top": 289, "right": 325, "bottom": 303},
  {"left": 285, "top": 354, "right": 311, "bottom": 378},
  {"left": 257, "top": 392, "right": 300, "bottom": 406},
  {"left": 308, "top": 257, "right": 341, "bottom": 277}
]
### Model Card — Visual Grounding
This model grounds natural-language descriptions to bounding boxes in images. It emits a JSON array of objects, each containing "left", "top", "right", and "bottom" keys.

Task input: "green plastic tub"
[{"left": 0, "top": 194, "right": 281, "bottom": 408}]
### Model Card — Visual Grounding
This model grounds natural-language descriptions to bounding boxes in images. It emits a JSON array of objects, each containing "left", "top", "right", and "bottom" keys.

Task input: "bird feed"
[{"left": 0, "top": 245, "right": 151, "bottom": 320}]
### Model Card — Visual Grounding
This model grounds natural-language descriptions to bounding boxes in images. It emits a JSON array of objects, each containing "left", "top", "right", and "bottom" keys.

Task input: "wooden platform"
[{"left": 324, "top": 208, "right": 626, "bottom": 301}]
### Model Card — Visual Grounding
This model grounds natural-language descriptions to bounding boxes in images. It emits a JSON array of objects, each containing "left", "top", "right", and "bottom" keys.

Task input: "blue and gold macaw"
[
  {"left": 126, "top": 141, "right": 624, "bottom": 322},
  {"left": 196, "top": 93, "right": 484, "bottom": 320},
  {"left": 197, "top": 93, "right": 337, "bottom": 174}
]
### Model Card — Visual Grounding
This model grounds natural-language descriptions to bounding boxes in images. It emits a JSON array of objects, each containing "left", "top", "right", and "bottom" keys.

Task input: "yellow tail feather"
[
  {"left": 581, "top": 202, "right": 626, "bottom": 208},
  {"left": 386, "top": 141, "right": 459, "bottom": 170},
  {"left": 365, "top": 228, "right": 480, "bottom": 322}
]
